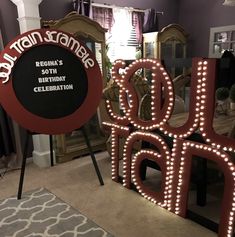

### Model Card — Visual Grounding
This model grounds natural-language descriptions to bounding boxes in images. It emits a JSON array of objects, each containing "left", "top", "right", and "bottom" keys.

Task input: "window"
[
  {"left": 209, "top": 25, "right": 235, "bottom": 58},
  {"left": 106, "top": 8, "right": 139, "bottom": 62},
  {"left": 92, "top": 6, "right": 143, "bottom": 63}
]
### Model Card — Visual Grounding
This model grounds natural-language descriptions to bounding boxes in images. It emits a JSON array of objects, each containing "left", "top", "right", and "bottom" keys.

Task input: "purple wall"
[
  {"left": 178, "top": 0, "right": 235, "bottom": 57},
  {"left": 0, "top": 0, "right": 19, "bottom": 44},
  {"left": 39, "top": 0, "right": 73, "bottom": 20},
  {"left": 4, "top": 0, "right": 234, "bottom": 57},
  {"left": 0, "top": 0, "right": 178, "bottom": 44},
  {"left": 39, "top": 0, "right": 179, "bottom": 29}
]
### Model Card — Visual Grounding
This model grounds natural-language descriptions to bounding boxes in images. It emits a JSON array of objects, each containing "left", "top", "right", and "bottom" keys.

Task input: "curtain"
[
  {"left": 0, "top": 108, "right": 15, "bottom": 157},
  {"left": 73, "top": 0, "right": 91, "bottom": 17},
  {"left": 90, "top": 6, "right": 147, "bottom": 61},
  {"left": 143, "top": 8, "right": 159, "bottom": 33},
  {"left": 0, "top": 30, "right": 16, "bottom": 169},
  {"left": 0, "top": 106, "right": 16, "bottom": 169},
  {"left": 132, "top": 11, "right": 144, "bottom": 44},
  {"left": 91, "top": 6, "right": 114, "bottom": 32},
  {"left": 0, "top": 29, "right": 3, "bottom": 51}
]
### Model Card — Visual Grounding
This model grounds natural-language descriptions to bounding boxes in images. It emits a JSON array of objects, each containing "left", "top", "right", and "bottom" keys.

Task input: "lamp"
[{"left": 223, "top": 0, "right": 235, "bottom": 6}]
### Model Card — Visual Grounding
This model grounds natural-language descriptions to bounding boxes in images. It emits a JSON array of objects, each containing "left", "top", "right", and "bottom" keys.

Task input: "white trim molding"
[
  {"left": 10, "top": 0, "right": 53, "bottom": 168},
  {"left": 10, "top": 0, "right": 43, "bottom": 33}
]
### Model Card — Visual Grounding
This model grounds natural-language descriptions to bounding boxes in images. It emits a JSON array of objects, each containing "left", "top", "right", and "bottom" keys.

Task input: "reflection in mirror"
[
  {"left": 161, "top": 42, "right": 173, "bottom": 59},
  {"left": 175, "top": 43, "right": 184, "bottom": 58},
  {"left": 145, "top": 42, "right": 154, "bottom": 58}
]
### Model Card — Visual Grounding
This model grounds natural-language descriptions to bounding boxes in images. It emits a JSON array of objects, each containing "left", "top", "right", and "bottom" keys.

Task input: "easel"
[{"left": 17, "top": 126, "right": 104, "bottom": 199}]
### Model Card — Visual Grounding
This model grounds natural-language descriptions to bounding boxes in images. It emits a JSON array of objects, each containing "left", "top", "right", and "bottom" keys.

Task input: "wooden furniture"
[
  {"left": 169, "top": 112, "right": 235, "bottom": 136},
  {"left": 143, "top": 24, "right": 190, "bottom": 79},
  {"left": 42, "top": 13, "right": 108, "bottom": 163}
]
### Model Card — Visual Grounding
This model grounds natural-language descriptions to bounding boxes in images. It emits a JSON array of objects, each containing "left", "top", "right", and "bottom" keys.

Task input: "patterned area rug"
[{"left": 0, "top": 188, "right": 113, "bottom": 237}]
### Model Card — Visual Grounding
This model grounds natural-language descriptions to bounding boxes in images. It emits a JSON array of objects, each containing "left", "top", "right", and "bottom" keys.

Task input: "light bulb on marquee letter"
[{"left": 103, "top": 57, "right": 235, "bottom": 237}]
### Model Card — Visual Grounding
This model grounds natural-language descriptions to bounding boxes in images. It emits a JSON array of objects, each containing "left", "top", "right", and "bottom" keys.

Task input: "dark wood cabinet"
[{"left": 143, "top": 24, "right": 189, "bottom": 78}]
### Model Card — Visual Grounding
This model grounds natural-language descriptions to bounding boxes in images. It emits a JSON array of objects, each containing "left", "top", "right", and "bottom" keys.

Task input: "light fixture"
[{"left": 223, "top": 0, "right": 235, "bottom": 6}]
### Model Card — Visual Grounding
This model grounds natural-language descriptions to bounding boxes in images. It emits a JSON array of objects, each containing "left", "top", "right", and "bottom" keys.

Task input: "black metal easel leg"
[
  {"left": 49, "top": 135, "right": 54, "bottom": 167},
  {"left": 17, "top": 131, "right": 30, "bottom": 200},
  {"left": 81, "top": 127, "right": 104, "bottom": 185}
]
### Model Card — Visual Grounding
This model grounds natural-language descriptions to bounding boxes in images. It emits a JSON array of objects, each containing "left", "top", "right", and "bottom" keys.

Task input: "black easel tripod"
[{"left": 17, "top": 126, "right": 104, "bottom": 199}]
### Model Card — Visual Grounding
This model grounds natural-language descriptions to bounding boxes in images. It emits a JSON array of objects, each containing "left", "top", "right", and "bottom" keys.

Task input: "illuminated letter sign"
[
  {"left": 0, "top": 29, "right": 102, "bottom": 134},
  {"left": 104, "top": 58, "right": 235, "bottom": 237}
]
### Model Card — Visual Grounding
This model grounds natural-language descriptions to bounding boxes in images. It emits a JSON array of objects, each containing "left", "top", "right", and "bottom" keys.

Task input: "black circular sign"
[
  {"left": 0, "top": 29, "right": 103, "bottom": 134},
  {"left": 12, "top": 45, "right": 88, "bottom": 119}
]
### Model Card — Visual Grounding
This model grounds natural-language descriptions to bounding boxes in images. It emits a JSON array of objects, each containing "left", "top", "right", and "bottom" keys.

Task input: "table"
[
  {"left": 171, "top": 112, "right": 235, "bottom": 204},
  {"left": 141, "top": 111, "right": 235, "bottom": 206},
  {"left": 169, "top": 111, "right": 235, "bottom": 136}
]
